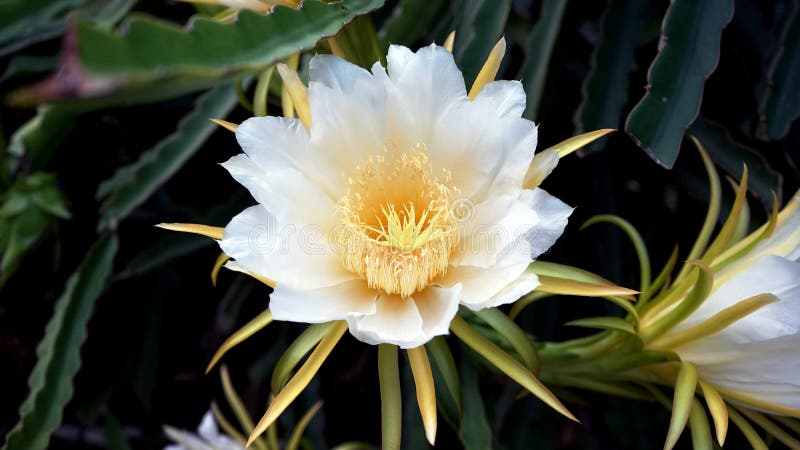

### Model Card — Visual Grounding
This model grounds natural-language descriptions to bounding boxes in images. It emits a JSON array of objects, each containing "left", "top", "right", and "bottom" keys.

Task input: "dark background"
[{"left": 1, "top": 0, "right": 799, "bottom": 448}]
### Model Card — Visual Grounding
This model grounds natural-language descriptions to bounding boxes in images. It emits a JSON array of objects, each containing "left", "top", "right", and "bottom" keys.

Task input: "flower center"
[{"left": 334, "top": 144, "right": 459, "bottom": 297}]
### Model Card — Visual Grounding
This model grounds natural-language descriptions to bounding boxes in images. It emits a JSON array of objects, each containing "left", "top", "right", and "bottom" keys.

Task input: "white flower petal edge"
[
  {"left": 220, "top": 205, "right": 355, "bottom": 290},
  {"left": 659, "top": 195, "right": 800, "bottom": 411},
  {"left": 270, "top": 279, "right": 378, "bottom": 323},
  {"left": 164, "top": 411, "right": 245, "bottom": 450},
  {"left": 347, "top": 284, "right": 462, "bottom": 348},
  {"left": 219, "top": 44, "right": 571, "bottom": 348}
]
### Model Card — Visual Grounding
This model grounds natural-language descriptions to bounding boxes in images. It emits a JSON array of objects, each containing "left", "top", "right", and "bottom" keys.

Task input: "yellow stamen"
[{"left": 334, "top": 145, "right": 458, "bottom": 297}]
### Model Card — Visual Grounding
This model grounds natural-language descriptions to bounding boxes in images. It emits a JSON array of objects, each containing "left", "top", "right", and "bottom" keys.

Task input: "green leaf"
[
  {"left": 335, "top": 15, "right": 384, "bottom": 68},
  {"left": 625, "top": 0, "right": 734, "bottom": 168},
  {"left": 0, "top": 0, "right": 136, "bottom": 57},
  {"left": 565, "top": 316, "right": 635, "bottom": 334},
  {"left": 452, "top": 0, "right": 511, "bottom": 87},
  {"left": 457, "top": 354, "right": 492, "bottom": 450},
  {"left": 0, "top": 173, "right": 70, "bottom": 287},
  {"left": 378, "top": 0, "right": 447, "bottom": 51},
  {"left": 12, "top": 0, "right": 386, "bottom": 107},
  {"left": 3, "top": 233, "right": 118, "bottom": 450},
  {"left": 689, "top": 117, "right": 782, "bottom": 206},
  {"left": 758, "top": 8, "right": 800, "bottom": 140},
  {"left": 7, "top": 105, "right": 75, "bottom": 171},
  {"left": 518, "top": 0, "right": 568, "bottom": 121},
  {"left": 1, "top": 55, "right": 58, "bottom": 82},
  {"left": 574, "top": 0, "right": 645, "bottom": 152},
  {"left": 0, "top": 0, "right": 89, "bottom": 56},
  {"left": 378, "top": 344, "right": 402, "bottom": 450},
  {"left": 103, "top": 414, "right": 133, "bottom": 450},
  {"left": 96, "top": 84, "right": 239, "bottom": 230}
]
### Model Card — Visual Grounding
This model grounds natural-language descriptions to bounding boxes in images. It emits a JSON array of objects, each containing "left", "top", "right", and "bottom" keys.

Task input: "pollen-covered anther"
[{"left": 335, "top": 145, "right": 459, "bottom": 297}]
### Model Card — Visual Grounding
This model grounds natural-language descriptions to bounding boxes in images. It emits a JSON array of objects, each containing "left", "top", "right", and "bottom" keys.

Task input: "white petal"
[
  {"left": 309, "top": 54, "right": 374, "bottom": 91},
  {"left": 412, "top": 284, "right": 462, "bottom": 336},
  {"left": 386, "top": 44, "right": 415, "bottom": 80},
  {"left": 750, "top": 193, "right": 800, "bottom": 261},
  {"left": 386, "top": 44, "right": 467, "bottom": 142},
  {"left": 676, "top": 255, "right": 800, "bottom": 341},
  {"left": 346, "top": 294, "right": 429, "bottom": 348},
  {"left": 472, "top": 80, "right": 527, "bottom": 118},
  {"left": 307, "top": 55, "right": 388, "bottom": 186},
  {"left": 428, "top": 100, "right": 538, "bottom": 201},
  {"left": 164, "top": 426, "right": 213, "bottom": 450},
  {"left": 197, "top": 412, "right": 219, "bottom": 441},
  {"left": 439, "top": 261, "right": 537, "bottom": 310},
  {"left": 269, "top": 279, "right": 378, "bottom": 323},
  {"left": 220, "top": 157, "right": 335, "bottom": 227},
  {"left": 234, "top": 116, "right": 341, "bottom": 198},
  {"left": 450, "top": 192, "right": 539, "bottom": 268},
  {"left": 523, "top": 188, "right": 573, "bottom": 259},
  {"left": 680, "top": 334, "right": 800, "bottom": 410},
  {"left": 220, "top": 205, "right": 354, "bottom": 290}
]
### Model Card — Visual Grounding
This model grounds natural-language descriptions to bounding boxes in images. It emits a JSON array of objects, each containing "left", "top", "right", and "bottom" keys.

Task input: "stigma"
[{"left": 334, "top": 144, "right": 459, "bottom": 297}]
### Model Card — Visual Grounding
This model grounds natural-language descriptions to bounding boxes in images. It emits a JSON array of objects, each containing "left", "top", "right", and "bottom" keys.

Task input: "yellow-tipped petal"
[
  {"left": 277, "top": 63, "right": 311, "bottom": 129},
  {"left": 450, "top": 315, "right": 578, "bottom": 422},
  {"left": 285, "top": 401, "right": 324, "bottom": 450},
  {"left": 715, "top": 386, "right": 800, "bottom": 418},
  {"left": 468, "top": 37, "right": 506, "bottom": 100},
  {"left": 223, "top": 261, "right": 277, "bottom": 288},
  {"left": 640, "top": 261, "right": 713, "bottom": 343},
  {"left": 737, "top": 408, "right": 800, "bottom": 449},
  {"left": 281, "top": 53, "right": 300, "bottom": 119},
  {"left": 544, "top": 128, "right": 616, "bottom": 158},
  {"left": 443, "top": 31, "right": 456, "bottom": 53},
  {"left": 536, "top": 275, "right": 639, "bottom": 297},
  {"left": 220, "top": 366, "right": 257, "bottom": 437},
  {"left": 211, "top": 252, "right": 230, "bottom": 286},
  {"left": 674, "top": 138, "right": 721, "bottom": 284},
  {"left": 272, "top": 322, "right": 336, "bottom": 393},
  {"left": 156, "top": 222, "right": 223, "bottom": 240},
  {"left": 650, "top": 293, "right": 777, "bottom": 350},
  {"left": 688, "top": 399, "right": 713, "bottom": 450},
  {"left": 248, "top": 321, "right": 347, "bottom": 446},
  {"left": 698, "top": 380, "right": 728, "bottom": 446},
  {"left": 727, "top": 406, "right": 769, "bottom": 450},
  {"left": 712, "top": 191, "right": 780, "bottom": 271},
  {"left": 408, "top": 346, "right": 437, "bottom": 445},
  {"left": 664, "top": 361, "right": 698, "bottom": 450},
  {"left": 475, "top": 307, "right": 540, "bottom": 373},
  {"left": 206, "top": 309, "right": 273, "bottom": 373},
  {"left": 210, "top": 118, "right": 238, "bottom": 132},
  {"left": 701, "top": 165, "right": 749, "bottom": 265},
  {"left": 210, "top": 402, "right": 248, "bottom": 446},
  {"left": 522, "top": 149, "right": 559, "bottom": 189}
]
